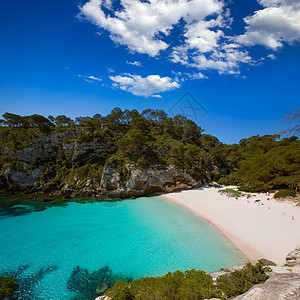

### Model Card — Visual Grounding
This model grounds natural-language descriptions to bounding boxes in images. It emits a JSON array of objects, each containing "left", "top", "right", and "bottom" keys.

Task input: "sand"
[{"left": 163, "top": 186, "right": 300, "bottom": 266}]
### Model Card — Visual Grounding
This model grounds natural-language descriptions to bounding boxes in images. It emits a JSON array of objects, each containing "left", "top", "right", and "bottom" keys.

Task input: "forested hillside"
[
  {"left": 0, "top": 109, "right": 299, "bottom": 197},
  {"left": 219, "top": 135, "right": 299, "bottom": 193}
]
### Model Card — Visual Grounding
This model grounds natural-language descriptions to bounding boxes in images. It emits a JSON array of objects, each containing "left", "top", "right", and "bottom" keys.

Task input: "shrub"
[
  {"left": 216, "top": 262, "right": 271, "bottom": 298},
  {"left": 106, "top": 263, "right": 271, "bottom": 300},
  {"left": 0, "top": 276, "right": 19, "bottom": 299},
  {"left": 106, "top": 269, "right": 221, "bottom": 300},
  {"left": 0, "top": 156, "right": 15, "bottom": 164},
  {"left": 274, "top": 189, "right": 296, "bottom": 199},
  {"left": 238, "top": 186, "right": 261, "bottom": 193},
  {"left": 218, "top": 174, "right": 238, "bottom": 186},
  {"left": 39, "top": 159, "right": 70, "bottom": 184},
  {"left": 117, "top": 165, "right": 131, "bottom": 182},
  {"left": 78, "top": 131, "right": 93, "bottom": 143},
  {"left": 211, "top": 170, "right": 221, "bottom": 180},
  {"left": 219, "top": 188, "right": 244, "bottom": 198}
]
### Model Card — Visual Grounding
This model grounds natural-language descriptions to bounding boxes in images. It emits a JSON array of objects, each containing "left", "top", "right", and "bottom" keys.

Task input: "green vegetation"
[
  {"left": 0, "top": 276, "right": 19, "bottom": 299},
  {"left": 274, "top": 189, "right": 296, "bottom": 199},
  {"left": 218, "top": 135, "right": 300, "bottom": 193},
  {"left": 104, "top": 262, "right": 270, "bottom": 300},
  {"left": 218, "top": 188, "right": 245, "bottom": 198},
  {"left": 106, "top": 269, "right": 221, "bottom": 300},
  {"left": 0, "top": 109, "right": 299, "bottom": 194},
  {"left": 216, "top": 262, "right": 271, "bottom": 299}
]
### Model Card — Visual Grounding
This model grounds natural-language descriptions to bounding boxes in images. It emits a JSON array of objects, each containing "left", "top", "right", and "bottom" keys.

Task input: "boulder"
[
  {"left": 4, "top": 164, "right": 45, "bottom": 188},
  {"left": 101, "top": 166, "right": 120, "bottom": 190},
  {"left": 233, "top": 272, "right": 300, "bottom": 300},
  {"left": 286, "top": 248, "right": 300, "bottom": 267},
  {"left": 259, "top": 259, "right": 277, "bottom": 266}
]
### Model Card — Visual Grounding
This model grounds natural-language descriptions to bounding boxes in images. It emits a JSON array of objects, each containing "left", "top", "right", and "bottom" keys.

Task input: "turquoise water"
[{"left": 0, "top": 196, "right": 246, "bottom": 299}]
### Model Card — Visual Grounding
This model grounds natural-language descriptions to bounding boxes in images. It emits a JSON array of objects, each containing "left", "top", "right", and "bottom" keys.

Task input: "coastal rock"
[
  {"left": 95, "top": 296, "right": 111, "bottom": 300},
  {"left": 124, "top": 164, "right": 197, "bottom": 194},
  {"left": 233, "top": 272, "right": 300, "bottom": 300},
  {"left": 13, "top": 130, "right": 117, "bottom": 167},
  {"left": 210, "top": 266, "right": 244, "bottom": 281},
  {"left": 286, "top": 248, "right": 300, "bottom": 267},
  {"left": 101, "top": 166, "right": 121, "bottom": 190},
  {"left": 4, "top": 164, "right": 45, "bottom": 188},
  {"left": 41, "top": 183, "right": 56, "bottom": 194},
  {"left": 259, "top": 259, "right": 277, "bottom": 266},
  {"left": 96, "top": 163, "right": 200, "bottom": 198},
  {"left": 126, "top": 168, "right": 149, "bottom": 190},
  {"left": 2, "top": 129, "right": 203, "bottom": 197},
  {"left": 14, "top": 130, "right": 78, "bottom": 163}
]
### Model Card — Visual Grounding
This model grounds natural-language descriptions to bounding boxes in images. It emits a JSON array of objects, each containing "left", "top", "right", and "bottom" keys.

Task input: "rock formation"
[{"left": 1, "top": 130, "right": 203, "bottom": 198}]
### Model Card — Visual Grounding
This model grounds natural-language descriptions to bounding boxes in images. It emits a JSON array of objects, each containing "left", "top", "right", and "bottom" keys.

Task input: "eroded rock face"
[
  {"left": 2, "top": 130, "right": 203, "bottom": 197},
  {"left": 40, "top": 163, "right": 202, "bottom": 198},
  {"left": 286, "top": 248, "right": 300, "bottom": 267},
  {"left": 4, "top": 164, "right": 45, "bottom": 188},
  {"left": 13, "top": 130, "right": 117, "bottom": 167},
  {"left": 233, "top": 272, "right": 300, "bottom": 300},
  {"left": 99, "top": 164, "right": 200, "bottom": 197},
  {"left": 101, "top": 165, "right": 121, "bottom": 191}
]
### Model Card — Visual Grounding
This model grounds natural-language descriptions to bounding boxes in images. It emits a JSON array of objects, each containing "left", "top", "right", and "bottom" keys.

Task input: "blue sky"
[{"left": 0, "top": 0, "right": 299, "bottom": 144}]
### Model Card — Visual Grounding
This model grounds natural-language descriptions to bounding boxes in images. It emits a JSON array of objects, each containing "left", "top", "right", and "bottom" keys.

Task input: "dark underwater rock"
[
  {"left": 67, "top": 265, "right": 132, "bottom": 300},
  {"left": 1, "top": 265, "right": 57, "bottom": 300}
]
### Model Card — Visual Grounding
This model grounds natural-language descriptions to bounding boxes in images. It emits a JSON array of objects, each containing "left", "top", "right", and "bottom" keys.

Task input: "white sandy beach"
[{"left": 163, "top": 187, "right": 300, "bottom": 266}]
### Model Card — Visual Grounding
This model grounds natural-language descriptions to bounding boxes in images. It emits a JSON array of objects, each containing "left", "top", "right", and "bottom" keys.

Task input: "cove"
[{"left": 0, "top": 195, "right": 246, "bottom": 299}]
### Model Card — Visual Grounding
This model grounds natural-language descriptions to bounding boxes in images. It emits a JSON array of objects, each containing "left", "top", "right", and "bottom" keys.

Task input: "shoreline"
[
  {"left": 161, "top": 195, "right": 260, "bottom": 263},
  {"left": 162, "top": 187, "right": 300, "bottom": 266}
]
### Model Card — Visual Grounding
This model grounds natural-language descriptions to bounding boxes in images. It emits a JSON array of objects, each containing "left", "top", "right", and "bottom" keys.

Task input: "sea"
[{"left": 0, "top": 194, "right": 246, "bottom": 299}]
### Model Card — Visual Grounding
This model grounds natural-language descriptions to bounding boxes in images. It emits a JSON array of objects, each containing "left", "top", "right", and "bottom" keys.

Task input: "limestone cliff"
[{"left": 1, "top": 130, "right": 204, "bottom": 198}]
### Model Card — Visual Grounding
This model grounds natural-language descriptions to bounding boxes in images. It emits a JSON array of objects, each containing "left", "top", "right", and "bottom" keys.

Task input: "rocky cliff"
[{"left": 1, "top": 130, "right": 204, "bottom": 198}]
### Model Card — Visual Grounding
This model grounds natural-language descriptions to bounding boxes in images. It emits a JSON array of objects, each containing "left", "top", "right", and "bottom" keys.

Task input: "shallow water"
[{"left": 0, "top": 195, "right": 246, "bottom": 299}]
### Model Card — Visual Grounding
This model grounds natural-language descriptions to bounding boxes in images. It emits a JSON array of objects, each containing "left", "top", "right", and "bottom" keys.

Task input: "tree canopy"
[{"left": 0, "top": 108, "right": 299, "bottom": 193}]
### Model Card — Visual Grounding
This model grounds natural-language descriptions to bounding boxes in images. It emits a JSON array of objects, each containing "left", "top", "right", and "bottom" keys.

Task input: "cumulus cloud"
[
  {"left": 79, "top": 0, "right": 300, "bottom": 83},
  {"left": 110, "top": 74, "right": 180, "bottom": 97},
  {"left": 171, "top": 41, "right": 253, "bottom": 74},
  {"left": 237, "top": 0, "right": 300, "bottom": 49},
  {"left": 80, "top": 0, "right": 223, "bottom": 56},
  {"left": 79, "top": 0, "right": 256, "bottom": 74}
]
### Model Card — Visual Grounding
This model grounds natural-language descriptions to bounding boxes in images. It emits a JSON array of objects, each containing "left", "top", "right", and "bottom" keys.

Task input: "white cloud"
[
  {"left": 171, "top": 42, "right": 253, "bottom": 74},
  {"left": 126, "top": 60, "right": 142, "bottom": 67},
  {"left": 267, "top": 54, "right": 277, "bottom": 59},
  {"left": 78, "top": 74, "right": 102, "bottom": 82},
  {"left": 109, "top": 74, "right": 180, "bottom": 97},
  {"left": 87, "top": 75, "right": 102, "bottom": 81},
  {"left": 182, "top": 18, "right": 225, "bottom": 53},
  {"left": 80, "top": 0, "right": 223, "bottom": 56},
  {"left": 168, "top": 13, "right": 254, "bottom": 74},
  {"left": 185, "top": 72, "right": 207, "bottom": 80},
  {"left": 237, "top": 0, "right": 300, "bottom": 49},
  {"left": 79, "top": 0, "right": 300, "bottom": 81}
]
